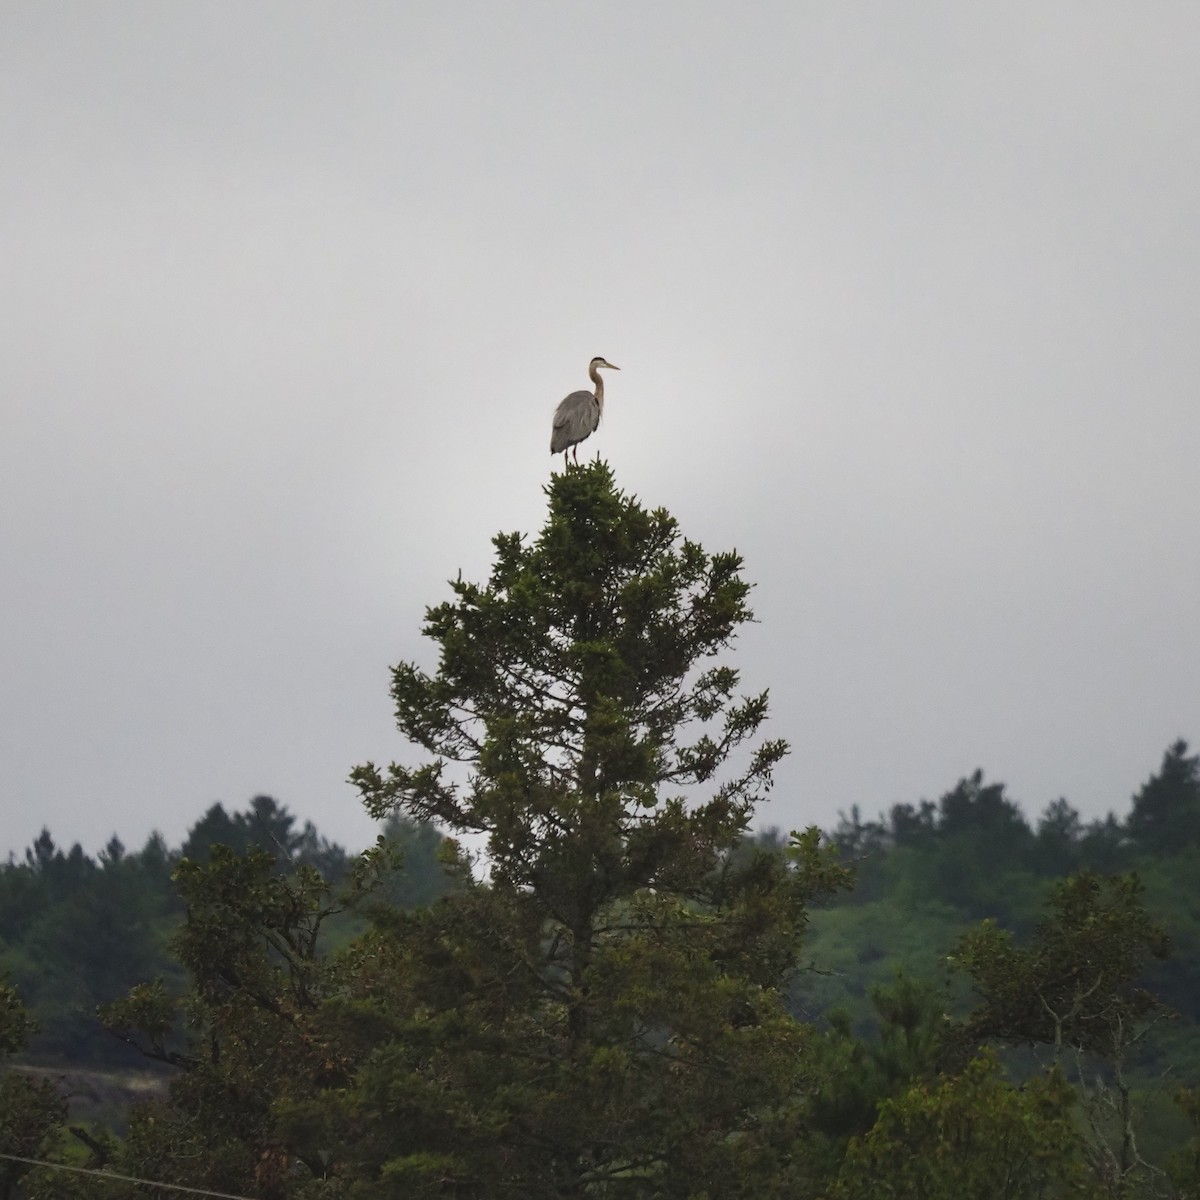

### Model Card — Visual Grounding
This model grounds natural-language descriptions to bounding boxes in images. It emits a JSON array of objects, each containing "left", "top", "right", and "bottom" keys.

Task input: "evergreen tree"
[
  {"left": 372, "top": 813, "right": 457, "bottom": 910},
  {"left": 1035, "top": 798, "right": 1085, "bottom": 876},
  {"left": 1127, "top": 738, "right": 1200, "bottom": 856},
  {"left": 344, "top": 463, "right": 849, "bottom": 1197},
  {"left": 103, "top": 846, "right": 346, "bottom": 1199},
  {"left": 182, "top": 796, "right": 348, "bottom": 880},
  {"left": 0, "top": 831, "right": 182, "bottom": 1065},
  {"left": 807, "top": 972, "right": 956, "bottom": 1152},
  {"left": 925, "top": 773, "right": 1035, "bottom": 919}
]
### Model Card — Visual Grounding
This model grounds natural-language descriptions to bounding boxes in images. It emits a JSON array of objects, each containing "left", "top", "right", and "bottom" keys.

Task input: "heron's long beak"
[{"left": 607, "top": 363, "right": 621, "bottom": 371}]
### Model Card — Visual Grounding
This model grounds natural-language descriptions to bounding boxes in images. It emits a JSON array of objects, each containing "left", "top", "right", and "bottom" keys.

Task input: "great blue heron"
[{"left": 550, "top": 356, "right": 620, "bottom": 466}]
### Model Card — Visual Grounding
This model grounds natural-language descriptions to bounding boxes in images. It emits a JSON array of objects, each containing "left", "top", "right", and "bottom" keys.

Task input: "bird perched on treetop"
[{"left": 550, "top": 357, "right": 620, "bottom": 466}]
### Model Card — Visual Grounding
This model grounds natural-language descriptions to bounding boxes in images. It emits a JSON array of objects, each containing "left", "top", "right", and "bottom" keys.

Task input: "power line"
[{"left": 0, "top": 1152, "right": 259, "bottom": 1200}]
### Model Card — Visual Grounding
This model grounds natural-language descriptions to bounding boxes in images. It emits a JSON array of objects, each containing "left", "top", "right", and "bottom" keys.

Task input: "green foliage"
[
  {"left": 807, "top": 847, "right": 1192, "bottom": 1197},
  {"left": 1127, "top": 740, "right": 1200, "bottom": 857},
  {"left": 101, "top": 844, "right": 367, "bottom": 1200},
  {"left": 796, "top": 898, "right": 967, "bottom": 1032},
  {"left": 819, "top": 744, "right": 1200, "bottom": 1178},
  {"left": 835, "top": 772, "right": 1045, "bottom": 924},
  {"left": 954, "top": 873, "right": 1170, "bottom": 1060},
  {"left": 3, "top": 462, "right": 1199, "bottom": 1196},
  {"left": 1170, "top": 1085, "right": 1200, "bottom": 1197},
  {"left": 340, "top": 464, "right": 851, "bottom": 1196},
  {"left": 0, "top": 797, "right": 450, "bottom": 1071},
  {"left": 369, "top": 813, "right": 457, "bottom": 912},
  {"left": 353, "top": 463, "right": 790, "bottom": 860},
  {"left": 0, "top": 830, "right": 181, "bottom": 1065},
  {"left": 0, "top": 982, "right": 35, "bottom": 1058},
  {"left": 954, "top": 873, "right": 1175, "bottom": 1196},
  {"left": 832, "top": 1049, "right": 1099, "bottom": 1200},
  {"left": 807, "top": 972, "right": 958, "bottom": 1158},
  {"left": 99, "top": 464, "right": 851, "bottom": 1198},
  {"left": 0, "top": 983, "right": 67, "bottom": 1200},
  {"left": 1138, "top": 846, "right": 1200, "bottom": 1023},
  {"left": 182, "top": 795, "right": 350, "bottom": 882}
]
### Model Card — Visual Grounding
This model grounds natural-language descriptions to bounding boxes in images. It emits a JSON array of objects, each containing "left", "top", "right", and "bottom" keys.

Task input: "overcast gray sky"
[{"left": 2, "top": 2, "right": 1197, "bottom": 860}]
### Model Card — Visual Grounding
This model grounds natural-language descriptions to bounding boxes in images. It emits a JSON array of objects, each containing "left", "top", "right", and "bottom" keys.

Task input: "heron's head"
[{"left": 590, "top": 356, "right": 620, "bottom": 372}]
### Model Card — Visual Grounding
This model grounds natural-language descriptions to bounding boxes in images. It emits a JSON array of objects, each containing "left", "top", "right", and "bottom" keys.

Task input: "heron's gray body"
[
  {"left": 550, "top": 357, "right": 619, "bottom": 464},
  {"left": 550, "top": 390, "right": 601, "bottom": 455}
]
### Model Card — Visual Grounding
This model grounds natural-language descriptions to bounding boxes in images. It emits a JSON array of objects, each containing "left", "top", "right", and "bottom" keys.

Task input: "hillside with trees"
[{"left": 2, "top": 464, "right": 1198, "bottom": 1198}]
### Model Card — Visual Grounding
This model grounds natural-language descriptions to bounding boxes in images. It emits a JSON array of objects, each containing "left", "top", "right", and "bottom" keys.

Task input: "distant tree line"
[
  {"left": 833, "top": 737, "right": 1200, "bottom": 898},
  {"left": 809, "top": 740, "right": 1200, "bottom": 1032}
]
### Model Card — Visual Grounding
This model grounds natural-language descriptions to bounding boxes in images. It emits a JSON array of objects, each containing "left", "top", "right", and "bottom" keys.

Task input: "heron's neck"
[{"left": 589, "top": 363, "right": 605, "bottom": 413}]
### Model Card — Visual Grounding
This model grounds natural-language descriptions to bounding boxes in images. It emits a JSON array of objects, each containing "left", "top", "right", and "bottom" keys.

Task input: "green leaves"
[
  {"left": 955, "top": 872, "right": 1171, "bottom": 1059},
  {"left": 833, "top": 1050, "right": 1099, "bottom": 1200},
  {"left": 1127, "top": 739, "right": 1200, "bottom": 856},
  {"left": 0, "top": 984, "right": 67, "bottom": 1200},
  {"left": 0, "top": 980, "right": 35, "bottom": 1057}
]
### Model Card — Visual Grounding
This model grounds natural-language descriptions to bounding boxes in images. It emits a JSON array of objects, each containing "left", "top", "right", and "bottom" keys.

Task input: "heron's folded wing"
[{"left": 553, "top": 390, "right": 593, "bottom": 428}]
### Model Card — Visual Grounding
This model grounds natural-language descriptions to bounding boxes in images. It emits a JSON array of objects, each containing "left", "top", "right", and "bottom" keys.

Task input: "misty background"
[{"left": 2, "top": 2, "right": 1197, "bottom": 859}]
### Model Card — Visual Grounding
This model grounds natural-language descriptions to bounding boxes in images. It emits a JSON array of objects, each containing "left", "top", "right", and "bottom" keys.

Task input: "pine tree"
[
  {"left": 341, "top": 462, "right": 850, "bottom": 1197},
  {"left": 1127, "top": 739, "right": 1200, "bottom": 856}
]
